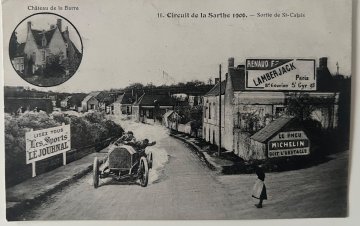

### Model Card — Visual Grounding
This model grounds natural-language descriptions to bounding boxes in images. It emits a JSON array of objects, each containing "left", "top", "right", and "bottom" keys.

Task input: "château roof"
[
  {"left": 31, "top": 28, "right": 59, "bottom": 48},
  {"left": 29, "top": 27, "right": 81, "bottom": 55}
]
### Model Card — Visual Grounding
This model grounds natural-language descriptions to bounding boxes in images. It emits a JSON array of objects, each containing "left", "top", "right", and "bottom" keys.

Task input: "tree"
[
  {"left": 125, "top": 83, "right": 144, "bottom": 91},
  {"left": 43, "top": 53, "right": 66, "bottom": 77},
  {"left": 285, "top": 93, "right": 316, "bottom": 121},
  {"left": 9, "top": 32, "right": 18, "bottom": 59}
]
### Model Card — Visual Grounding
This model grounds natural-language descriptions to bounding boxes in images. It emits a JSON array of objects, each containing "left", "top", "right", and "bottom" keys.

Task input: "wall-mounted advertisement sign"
[
  {"left": 246, "top": 59, "right": 316, "bottom": 91},
  {"left": 268, "top": 130, "right": 310, "bottom": 158},
  {"left": 25, "top": 124, "right": 71, "bottom": 164}
]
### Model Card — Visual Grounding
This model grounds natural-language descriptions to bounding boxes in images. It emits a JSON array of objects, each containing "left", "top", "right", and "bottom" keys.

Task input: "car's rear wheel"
[
  {"left": 93, "top": 157, "right": 99, "bottom": 188},
  {"left": 147, "top": 152, "right": 153, "bottom": 169},
  {"left": 139, "top": 157, "right": 149, "bottom": 187}
]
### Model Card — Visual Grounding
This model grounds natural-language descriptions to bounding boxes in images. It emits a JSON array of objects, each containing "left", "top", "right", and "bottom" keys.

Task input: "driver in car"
[{"left": 100, "top": 131, "right": 156, "bottom": 174}]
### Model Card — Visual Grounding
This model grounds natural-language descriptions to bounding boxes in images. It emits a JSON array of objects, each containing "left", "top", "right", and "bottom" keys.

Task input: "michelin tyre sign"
[{"left": 246, "top": 59, "right": 316, "bottom": 91}]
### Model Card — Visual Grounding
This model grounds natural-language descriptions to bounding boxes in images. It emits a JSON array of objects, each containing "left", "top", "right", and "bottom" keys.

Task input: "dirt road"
[{"left": 19, "top": 120, "right": 348, "bottom": 220}]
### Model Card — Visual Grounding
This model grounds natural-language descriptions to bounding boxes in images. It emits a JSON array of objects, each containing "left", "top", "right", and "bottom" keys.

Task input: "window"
[
  {"left": 90, "top": 104, "right": 95, "bottom": 110},
  {"left": 237, "top": 112, "right": 241, "bottom": 128},
  {"left": 214, "top": 103, "right": 217, "bottom": 121},
  {"left": 275, "top": 106, "right": 285, "bottom": 116},
  {"left": 42, "top": 51, "right": 45, "bottom": 61},
  {"left": 213, "top": 130, "right": 216, "bottom": 144},
  {"left": 208, "top": 103, "right": 211, "bottom": 119}
]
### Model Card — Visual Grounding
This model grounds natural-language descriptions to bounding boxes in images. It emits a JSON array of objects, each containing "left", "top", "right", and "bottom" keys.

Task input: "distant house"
[
  {"left": 96, "top": 92, "right": 116, "bottom": 112},
  {"left": 81, "top": 94, "right": 99, "bottom": 112},
  {"left": 68, "top": 93, "right": 87, "bottom": 111},
  {"left": 48, "top": 95, "right": 57, "bottom": 107},
  {"left": 188, "top": 95, "right": 203, "bottom": 107},
  {"left": 163, "top": 110, "right": 181, "bottom": 130},
  {"left": 132, "top": 93, "right": 175, "bottom": 124},
  {"left": 10, "top": 19, "right": 82, "bottom": 76},
  {"left": 112, "top": 93, "right": 135, "bottom": 115},
  {"left": 81, "top": 91, "right": 116, "bottom": 112},
  {"left": 60, "top": 96, "right": 72, "bottom": 108}
]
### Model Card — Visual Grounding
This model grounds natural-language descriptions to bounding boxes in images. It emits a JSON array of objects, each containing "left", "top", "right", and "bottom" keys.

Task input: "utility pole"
[{"left": 218, "top": 64, "right": 222, "bottom": 157}]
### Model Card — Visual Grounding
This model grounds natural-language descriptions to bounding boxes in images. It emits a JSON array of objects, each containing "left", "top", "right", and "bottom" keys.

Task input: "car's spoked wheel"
[
  {"left": 93, "top": 157, "right": 99, "bottom": 188},
  {"left": 147, "top": 152, "right": 153, "bottom": 169},
  {"left": 139, "top": 157, "right": 149, "bottom": 187}
]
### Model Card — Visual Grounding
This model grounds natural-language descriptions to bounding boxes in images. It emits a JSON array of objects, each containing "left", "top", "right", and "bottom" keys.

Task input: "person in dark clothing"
[
  {"left": 252, "top": 166, "right": 267, "bottom": 208},
  {"left": 132, "top": 138, "right": 156, "bottom": 151}
]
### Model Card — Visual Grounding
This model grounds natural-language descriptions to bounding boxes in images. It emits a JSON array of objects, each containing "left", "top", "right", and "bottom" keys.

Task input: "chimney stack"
[
  {"left": 27, "top": 21, "right": 32, "bottom": 32},
  {"left": 57, "top": 19, "right": 62, "bottom": 32},
  {"left": 319, "top": 57, "right": 328, "bottom": 68},
  {"left": 228, "top": 57, "right": 234, "bottom": 68}
]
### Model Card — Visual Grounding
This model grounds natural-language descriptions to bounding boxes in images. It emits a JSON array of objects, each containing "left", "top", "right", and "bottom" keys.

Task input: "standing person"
[{"left": 252, "top": 166, "right": 267, "bottom": 208}]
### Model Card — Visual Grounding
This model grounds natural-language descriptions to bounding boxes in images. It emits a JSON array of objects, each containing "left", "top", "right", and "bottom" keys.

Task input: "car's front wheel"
[
  {"left": 93, "top": 157, "right": 99, "bottom": 188},
  {"left": 138, "top": 157, "right": 149, "bottom": 187}
]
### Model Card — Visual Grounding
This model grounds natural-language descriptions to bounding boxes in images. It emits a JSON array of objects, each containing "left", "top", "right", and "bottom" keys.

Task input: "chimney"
[
  {"left": 215, "top": 78, "right": 220, "bottom": 84},
  {"left": 319, "top": 57, "right": 328, "bottom": 68},
  {"left": 27, "top": 21, "right": 31, "bottom": 32},
  {"left": 57, "top": 19, "right": 62, "bottom": 32},
  {"left": 228, "top": 57, "right": 234, "bottom": 68}
]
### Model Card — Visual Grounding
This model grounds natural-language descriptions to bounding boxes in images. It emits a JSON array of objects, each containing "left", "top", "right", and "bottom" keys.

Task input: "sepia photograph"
[
  {"left": 0, "top": 0, "right": 356, "bottom": 223},
  {"left": 9, "top": 13, "right": 83, "bottom": 87}
]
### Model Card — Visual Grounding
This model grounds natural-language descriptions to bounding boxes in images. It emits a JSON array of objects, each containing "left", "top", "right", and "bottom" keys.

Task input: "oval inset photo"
[{"left": 9, "top": 13, "right": 83, "bottom": 87}]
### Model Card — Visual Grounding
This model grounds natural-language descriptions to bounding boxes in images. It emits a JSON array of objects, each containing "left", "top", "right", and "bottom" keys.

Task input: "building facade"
[
  {"left": 112, "top": 93, "right": 135, "bottom": 115},
  {"left": 81, "top": 95, "right": 99, "bottom": 112},
  {"left": 133, "top": 94, "right": 175, "bottom": 124},
  {"left": 11, "top": 19, "right": 81, "bottom": 76}
]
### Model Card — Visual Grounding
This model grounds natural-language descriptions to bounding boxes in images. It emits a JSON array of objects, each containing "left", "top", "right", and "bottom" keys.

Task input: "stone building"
[
  {"left": 203, "top": 57, "right": 339, "bottom": 160},
  {"left": 10, "top": 19, "right": 82, "bottom": 76},
  {"left": 112, "top": 93, "right": 135, "bottom": 115},
  {"left": 81, "top": 92, "right": 100, "bottom": 112},
  {"left": 132, "top": 93, "right": 175, "bottom": 124}
]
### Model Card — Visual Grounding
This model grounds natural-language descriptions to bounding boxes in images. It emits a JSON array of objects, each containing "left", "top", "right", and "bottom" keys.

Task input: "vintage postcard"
[{"left": 1, "top": 0, "right": 354, "bottom": 222}]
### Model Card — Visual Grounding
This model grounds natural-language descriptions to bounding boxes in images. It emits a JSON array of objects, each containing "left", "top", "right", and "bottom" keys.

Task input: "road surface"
[{"left": 18, "top": 120, "right": 348, "bottom": 220}]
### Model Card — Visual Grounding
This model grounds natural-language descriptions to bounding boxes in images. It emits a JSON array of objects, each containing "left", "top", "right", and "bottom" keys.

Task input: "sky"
[{"left": 2, "top": 0, "right": 352, "bottom": 93}]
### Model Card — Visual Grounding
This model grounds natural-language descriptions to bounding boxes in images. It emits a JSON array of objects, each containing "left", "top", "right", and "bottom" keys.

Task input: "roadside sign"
[
  {"left": 268, "top": 131, "right": 310, "bottom": 158},
  {"left": 25, "top": 124, "right": 71, "bottom": 166},
  {"left": 246, "top": 59, "right": 316, "bottom": 91}
]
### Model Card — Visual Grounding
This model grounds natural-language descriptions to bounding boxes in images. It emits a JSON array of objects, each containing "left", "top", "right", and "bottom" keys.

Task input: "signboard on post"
[
  {"left": 268, "top": 131, "right": 310, "bottom": 158},
  {"left": 25, "top": 124, "right": 71, "bottom": 177},
  {"left": 246, "top": 59, "right": 316, "bottom": 91}
]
